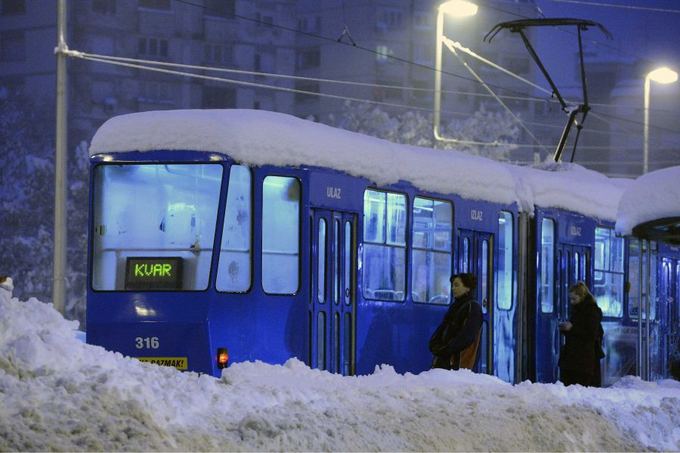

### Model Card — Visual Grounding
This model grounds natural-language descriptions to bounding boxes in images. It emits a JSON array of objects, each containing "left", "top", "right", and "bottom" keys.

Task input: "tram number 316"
[{"left": 135, "top": 337, "right": 160, "bottom": 349}]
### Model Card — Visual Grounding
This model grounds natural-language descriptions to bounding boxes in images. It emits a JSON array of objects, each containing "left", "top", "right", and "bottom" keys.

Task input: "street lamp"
[
  {"left": 434, "top": 0, "right": 478, "bottom": 141},
  {"left": 643, "top": 66, "right": 677, "bottom": 173}
]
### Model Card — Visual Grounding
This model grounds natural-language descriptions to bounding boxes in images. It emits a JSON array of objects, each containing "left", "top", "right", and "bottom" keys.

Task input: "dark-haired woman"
[
  {"left": 559, "top": 282, "right": 605, "bottom": 386},
  {"left": 429, "top": 273, "right": 483, "bottom": 371}
]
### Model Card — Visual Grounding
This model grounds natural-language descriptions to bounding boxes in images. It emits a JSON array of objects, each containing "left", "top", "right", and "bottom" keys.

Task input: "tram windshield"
[{"left": 91, "top": 164, "right": 223, "bottom": 291}]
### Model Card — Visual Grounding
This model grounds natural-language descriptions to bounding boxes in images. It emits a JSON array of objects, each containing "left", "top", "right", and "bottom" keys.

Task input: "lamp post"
[
  {"left": 643, "top": 67, "right": 677, "bottom": 174},
  {"left": 434, "top": 0, "right": 478, "bottom": 141}
]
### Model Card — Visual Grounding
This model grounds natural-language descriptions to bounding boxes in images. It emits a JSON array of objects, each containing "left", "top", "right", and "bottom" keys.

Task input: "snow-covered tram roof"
[
  {"left": 90, "top": 109, "right": 628, "bottom": 221},
  {"left": 616, "top": 166, "right": 680, "bottom": 236}
]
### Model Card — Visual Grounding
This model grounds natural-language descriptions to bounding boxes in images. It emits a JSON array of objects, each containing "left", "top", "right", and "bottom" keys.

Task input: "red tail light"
[{"left": 217, "top": 348, "right": 229, "bottom": 369}]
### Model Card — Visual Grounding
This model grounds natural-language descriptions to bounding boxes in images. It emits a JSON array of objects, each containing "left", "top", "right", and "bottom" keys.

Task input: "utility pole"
[{"left": 53, "top": 0, "right": 68, "bottom": 315}]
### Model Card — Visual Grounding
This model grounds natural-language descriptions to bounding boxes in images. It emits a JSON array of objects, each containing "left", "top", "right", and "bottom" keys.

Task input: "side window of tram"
[
  {"left": 362, "top": 189, "right": 406, "bottom": 301},
  {"left": 262, "top": 176, "right": 300, "bottom": 295},
  {"left": 593, "top": 227, "right": 624, "bottom": 317},
  {"left": 496, "top": 211, "right": 513, "bottom": 310},
  {"left": 217, "top": 165, "right": 252, "bottom": 292},
  {"left": 411, "top": 197, "right": 452, "bottom": 304},
  {"left": 92, "top": 164, "right": 223, "bottom": 291},
  {"left": 540, "top": 218, "right": 555, "bottom": 313},
  {"left": 628, "top": 240, "right": 658, "bottom": 320}
]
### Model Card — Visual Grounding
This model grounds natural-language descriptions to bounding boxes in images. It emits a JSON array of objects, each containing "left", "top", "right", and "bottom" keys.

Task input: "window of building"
[
  {"left": 92, "top": 0, "right": 116, "bottom": 14},
  {"left": 1, "top": 0, "right": 25, "bottom": 15},
  {"left": 497, "top": 211, "right": 513, "bottom": 310},
  {"left": 217, "top": 165, "right": 252, "bottom": 292},
  {"left": 0, "top": 77, "right": 24, "bottom": 95},
  {"left": 411, "top": 197, "right": 452, "bottom": 305},
  {"left": 376, "top": 45, "right": 393, "bottom": 63},
  {"left": 594, "top": 227, "right": 624, "bottom": 317},
  {"left": 297, "top": 48, "right": 320, "bottom": 69},
  {"left": 255, "top": 12, "right": 273, "bottom": 26},
  {"left": 0, "top": 30, "right": 25, "bottom": 62},
  {"left": 138, "top": 0, "right": 170, "bottom": 10},
  {"left": 377, "top": 8, "right": 402, "bottom": 31},
  {"left": 262, "top": 176, "right": 300, "bottom": 295},
  {"left": 92, "top": 164, "right": 223, "bottom": 291},
  {"left": 374, "top": 78, "right": 401, "bottom": 100},
  {"left": 540, "top": 218, "right": 555, "bottom": 313},
  {"left": 363, "top": 189, "right": 406, "bottom": 302},
  {"left": 204, "top": 44, "right": 233, "bottom": 65},
  {"left": 294, "top": 81, "right": 318, "bottom": 103},
  {"left": 202, "top": 86, "right": 235, "bottom": 108},
  {"left": 204, "top": 0, "right": 234, "bottom": 17},
  {"left": 138, "top": 37, "right": 168, "bottom": 58},
  {"left": 139, "top": 81, "right": 173, "bottom": 104},
  {"left": 413, "top": 11, "right": 430, "bottom": 29}
]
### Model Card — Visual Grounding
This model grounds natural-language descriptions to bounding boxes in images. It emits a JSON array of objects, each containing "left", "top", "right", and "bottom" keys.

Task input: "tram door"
[
  {"left": 458, "top": 230, "right": 494, "bottom": 375},
  {"left": 555, "top": 244, "right": 590, "bottom": 379},
  {"left": 660, "top": 258, "right": 678, "bottom": 376},
  {"left": 310, "top": 210, "right": 356, "bottom": 375}
]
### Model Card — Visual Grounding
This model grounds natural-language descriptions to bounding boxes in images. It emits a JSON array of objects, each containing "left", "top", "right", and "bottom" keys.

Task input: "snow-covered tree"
[
  {"left": 334, "top": 101, "right": 521, "bottom": 161},
  {"left": 0, "top": 90, "right": 88, "bottom": 325}
]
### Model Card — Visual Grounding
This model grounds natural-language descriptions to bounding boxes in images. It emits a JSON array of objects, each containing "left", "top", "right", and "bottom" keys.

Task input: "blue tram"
[{"left": 86, "top": 110, "right": 679, "bottom": 384}]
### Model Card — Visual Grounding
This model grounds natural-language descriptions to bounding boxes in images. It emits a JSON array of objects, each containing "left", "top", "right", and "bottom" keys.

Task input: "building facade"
[{"left": 1, "top": 0, "right": 677, "bottom": 176}]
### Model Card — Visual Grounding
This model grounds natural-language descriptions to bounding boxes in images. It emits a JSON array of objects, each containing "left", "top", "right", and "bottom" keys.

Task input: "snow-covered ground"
[{"left": 1, "top": 283, "right": 679, "bottom": 451}]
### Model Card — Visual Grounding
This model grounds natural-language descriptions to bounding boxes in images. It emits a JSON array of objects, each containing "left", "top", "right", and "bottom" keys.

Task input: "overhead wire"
[
  {"left": 547, "top": 0, "right": 680, "bottom": 14},
  {"left": 171, "top": 0, "right": 556, "bottom": 102},
  {"left": 173, "top": 0, "right": 680, "bottom": 136},
  {"left": 438, "top": 40, "right": 680, "bottom": 147},
  {"left": 66, "top": 48, "right": 649, "bottom": 151},
  {"left": 72, "top": 50, "right": 674, "bottom": 140},
  {"left": 443, "top": 38, "right": 547, "bottom": 151}
]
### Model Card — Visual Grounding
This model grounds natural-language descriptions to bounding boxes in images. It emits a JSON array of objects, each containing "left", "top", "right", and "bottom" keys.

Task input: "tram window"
[
  {"left": 627, "top": 240, "right": 657, "bottom": 320},
  {"left": 92, "top": 164, "right": 222, "bottom": 291},
  {"left": 317, "top": 219, "right": 326, "bottom": 303},
  {"left": 344, "top": 221, "right": 352, "bottom": 305},
  {"left": 496, "top": 211, "right": 513, "bottom": 310},
  {"left": 333, "top": 219, "right": 340, "bottom": 304},
  {"left": 481, "top": 239, "right": 489, "bottom": 313},
  {"left": 262, "top": 176, "right": 300, "bottom": 295},
  {"left": 461, "top": 238, "right": 470, "bottom": 273},
  {"left": 593, "top": 227, "right": 623, "bottom": 317},
  {"left": 362, "top": 189, "right": 406, "bottom": 302},
  {"left": 649, "top": 242, "right": 658, "bottom": 320},
  {"left": 411, "top": 197, "right": 452, "bottom": 305},
  {"left": 343, "top": 312, "right": 352, "bottom": 375},
  {"left": 317, "top": 311, "right": 326, "bottom": 370},
  {"left": 628, "top": 240, "right": 640, "bottom": 318},
  {"left": 540, "top": 218, "right": 555, "bottom": 313},
  {"left": 217, "top": 165, "right": 252, "bottom": 293},
  {"left": 574, "top": 252, "right": 580, "bottom": 282}
]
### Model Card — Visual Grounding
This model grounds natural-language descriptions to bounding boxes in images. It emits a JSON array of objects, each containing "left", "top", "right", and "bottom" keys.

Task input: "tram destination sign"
[{"left": 125, "top": 257, "right": 183, "bottom": 290}]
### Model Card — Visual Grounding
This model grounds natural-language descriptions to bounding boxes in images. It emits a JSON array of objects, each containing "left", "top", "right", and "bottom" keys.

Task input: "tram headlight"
[{"left": 217, "top": 347, "right": 229, "bottom": 369}]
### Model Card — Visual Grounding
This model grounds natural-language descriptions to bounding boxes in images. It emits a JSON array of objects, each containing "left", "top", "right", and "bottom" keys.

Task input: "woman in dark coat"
[
  {"left": 429, "top": 273, "right": 483, "bottom": 371},
  {"left": 559, "top": 282, "right": 604, "bottom": 386}
]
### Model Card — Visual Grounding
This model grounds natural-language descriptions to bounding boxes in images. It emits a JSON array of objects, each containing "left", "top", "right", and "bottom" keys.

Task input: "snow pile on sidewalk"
[{"left": 1, "top": 288, "right": 679, "bottom": 451}]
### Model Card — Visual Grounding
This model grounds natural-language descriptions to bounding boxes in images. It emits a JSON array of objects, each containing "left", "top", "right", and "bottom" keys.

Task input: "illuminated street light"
[
  {"left": 439, "top": 0, "right": 478, "bottom": 17},
  {"left": 643, "top": 66, "right": 678, "bottom": 173},
  {"left": 434, "top": 1, "right": 478, "bottom": 142}
]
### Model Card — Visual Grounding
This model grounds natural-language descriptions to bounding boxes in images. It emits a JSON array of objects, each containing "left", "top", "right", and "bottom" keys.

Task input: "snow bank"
[
  {"left": 616, "top": 165, "right": 680, "bottom": 235},
  {"left": 2, "top": 287, "right": 679, "bottom": 451}
]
